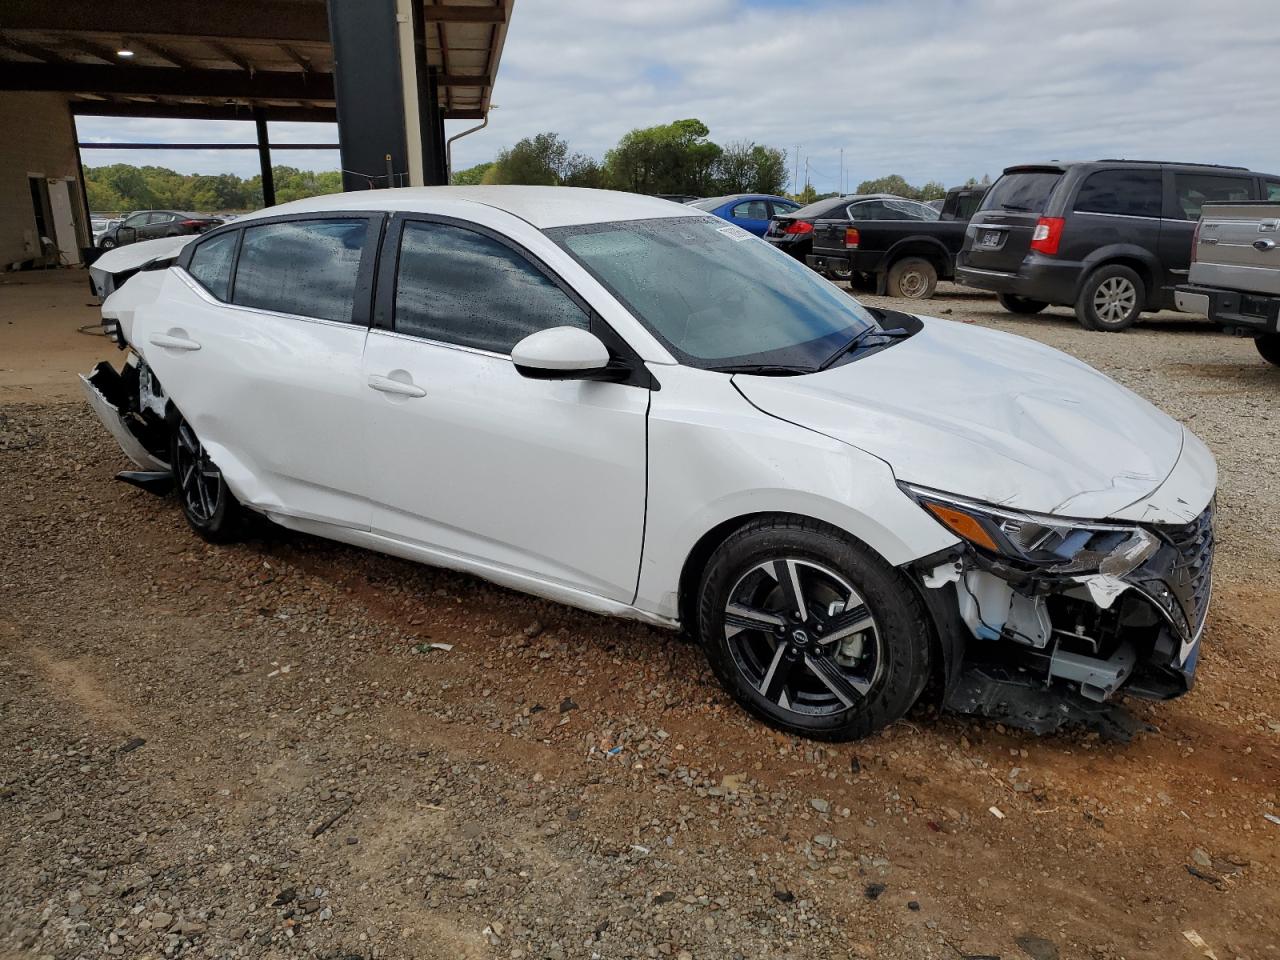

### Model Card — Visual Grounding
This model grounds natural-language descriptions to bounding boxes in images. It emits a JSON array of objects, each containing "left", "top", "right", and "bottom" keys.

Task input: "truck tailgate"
[{"left": 1188, "top": 201, "right": 1280, "bottom": 296}]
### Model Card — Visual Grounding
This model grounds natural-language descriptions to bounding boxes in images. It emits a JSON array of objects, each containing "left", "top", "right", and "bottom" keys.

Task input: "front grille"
[{"left": 1157, "top": 502, "right": 1215, "bottom": 637}]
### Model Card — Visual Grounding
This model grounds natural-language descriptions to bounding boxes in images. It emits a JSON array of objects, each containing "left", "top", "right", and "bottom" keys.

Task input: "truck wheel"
[
  {"left": 1257, "top": 334, "right": 1280, "bottom": 367},
  {"left": 886, "top": 258, "right": 937, "bottom": 299},
  {"left": 996, "top": 293, "right": 1048, "bottom": 315},
  {"left": 826, "top": 261, "right": 853, "bottom": 281},
  {"left": 1077, "top": 265, "right": 1144, "bottom": 331}
]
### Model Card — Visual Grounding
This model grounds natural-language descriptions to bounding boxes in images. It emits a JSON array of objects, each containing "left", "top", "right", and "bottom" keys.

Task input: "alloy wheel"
[
  {"left": 723, "top": 558, "right": 883, "bottom": 717},
  {"left": 1092, "top": 276, "right": 1137, "bottom": 324},
  {"left": 174, "top": 422, "right": 223, "bottom": 524}
]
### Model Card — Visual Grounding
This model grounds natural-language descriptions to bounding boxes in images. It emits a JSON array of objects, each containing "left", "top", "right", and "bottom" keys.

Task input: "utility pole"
[
  {"left": 839, "top": 147, "right": 844, "bottom": 194},
  {"left": 793, "top": 145, "right": 800, "bottom": 195},
  {"left": 804, "top": 156, "right": 810, "bottom": 191}
]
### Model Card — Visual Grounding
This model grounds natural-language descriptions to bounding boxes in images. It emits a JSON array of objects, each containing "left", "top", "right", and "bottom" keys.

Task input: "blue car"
[{"left": 688, "top": 193, "right": 800, "bottom": 237}]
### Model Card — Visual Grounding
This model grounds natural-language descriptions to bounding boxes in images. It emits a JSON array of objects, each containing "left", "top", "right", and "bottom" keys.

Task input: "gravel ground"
[{"left": 1, "top": 275, "right": 1278, "bottom": 960}]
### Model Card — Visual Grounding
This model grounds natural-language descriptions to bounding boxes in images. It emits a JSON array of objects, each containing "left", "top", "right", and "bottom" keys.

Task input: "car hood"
[{"left": 734, "top": 317, "right": 1187, "bottom": 519}]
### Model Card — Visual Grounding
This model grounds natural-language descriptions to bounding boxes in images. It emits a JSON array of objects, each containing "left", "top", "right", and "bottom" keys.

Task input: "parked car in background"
[
  {"left": 766, "top": 194, "right": 926, "bottom": 263},
  {"left": 956, "top": 160, "right": 1280, "bottom": 330},
  {"left": 1176, "top": 200, "right": 1280, "bottom": 366},
  {"left": 807, "top": 189, "right": 987, "bottom": 298},
  {"left": 98, "top": 210, "right": 224, "bottom": 249},
  {"left": 689, "top": 194, "right": 800, "bottom": 236},
  {"left": 83, "top": 186, "right": 1215, "bottom": 741},
  {"left": 91, "top": 215, "right": 120, "bottom": 245}
]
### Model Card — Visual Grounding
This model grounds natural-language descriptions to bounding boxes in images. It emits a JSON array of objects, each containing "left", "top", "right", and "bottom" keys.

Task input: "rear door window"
[
  {"left": 1171, "top": 173, "right": 1254, "bottom": 220},
  {"left": 731, "top": 200, "right": 769, "bottom": 219},
  {"left": 1265, "top": 180, "right": 1280, "bottom": 201},
  {"left": 186, "top": 231, "right": 238, "bottom": 301},
  {"left": 232, "top": 219, "right": 369, "bottom": 323},
  {"left": 1073, "top": 169, "right": 1162, "bottom": 217},
  {"left": 980, "top": 172, "right": 1062, "bottom": 214}
]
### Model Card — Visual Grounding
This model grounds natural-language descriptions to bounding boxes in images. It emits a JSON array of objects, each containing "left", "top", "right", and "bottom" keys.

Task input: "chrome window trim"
[
  {"left": 1072, "top": 210, "right": 1163, "bottom": 222},
  {"left": 173, "top": 267, "right": 363, "bottom": 331},
  {"left": 367, "top": 326, "right": 510, "bottom": 361}
]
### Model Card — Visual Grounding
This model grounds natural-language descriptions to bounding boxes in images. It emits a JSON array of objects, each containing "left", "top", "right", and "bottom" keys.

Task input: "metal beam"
[
  {"left": 0, "top": 35, "right": 69, "bottom": 64},
  {"left": 422, "top": 6, "right": 506, "bottom": 23},
  {"left": 130, "top": 39, "right": 197, "bottom": 70},
  {"left": 1, "top": 63, "right": 335, "bottom": 99},
  {"left": 78, "top": 142, "right": 339, "bottom": 150},
  {"left": 254, "top": 109, "right": 275, "bottom": 207},
  {"left": 0, "top": 0, "right": 332, "bottom": 43},
  {"left": 70, "top": 100, "right": 339, "bottom": 123}
]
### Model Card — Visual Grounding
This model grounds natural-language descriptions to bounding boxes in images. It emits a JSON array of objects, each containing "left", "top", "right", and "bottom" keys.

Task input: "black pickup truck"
[{"left": 806, "top": 185, "right": 987, "bottom": 299}]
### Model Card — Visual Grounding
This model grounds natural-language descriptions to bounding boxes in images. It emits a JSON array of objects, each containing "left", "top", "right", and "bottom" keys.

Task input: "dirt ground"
[{"left": 1, "top": 271, "right": 1277, "bottom": 960}]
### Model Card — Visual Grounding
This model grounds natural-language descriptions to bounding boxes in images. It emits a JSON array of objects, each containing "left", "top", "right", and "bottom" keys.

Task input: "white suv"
[{"left": 82, "top": 187, "right": 1216, "bottom": 740}]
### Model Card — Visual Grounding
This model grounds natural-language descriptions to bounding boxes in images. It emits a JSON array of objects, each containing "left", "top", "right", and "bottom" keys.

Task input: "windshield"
[
  {"left": 548, "top": 216, "right": 877, "bottom": 369},
  {"left": 980, "top": 172, "right": 1062, "bottom": 213}
]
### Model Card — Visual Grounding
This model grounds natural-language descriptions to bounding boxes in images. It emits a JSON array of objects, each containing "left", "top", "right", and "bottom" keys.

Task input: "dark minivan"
[{"left": 955, "top": 160, "right": 1280, "bottom": 330}]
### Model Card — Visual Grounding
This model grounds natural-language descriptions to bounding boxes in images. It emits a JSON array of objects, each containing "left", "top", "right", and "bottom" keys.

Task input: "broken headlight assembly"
[{"left": 900, "top": 484, "right": 1159, "bottom": 577}]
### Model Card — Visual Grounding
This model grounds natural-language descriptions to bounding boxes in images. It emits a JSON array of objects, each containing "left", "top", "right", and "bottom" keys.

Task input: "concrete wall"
[{"left": 0, "top": 92, "right": 87, "bottom": 267}]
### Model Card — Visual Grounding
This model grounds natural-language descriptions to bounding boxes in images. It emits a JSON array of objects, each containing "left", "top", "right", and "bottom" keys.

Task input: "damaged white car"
[{"left": 82, "top": 187, "right": 1215, "bottom": 740}]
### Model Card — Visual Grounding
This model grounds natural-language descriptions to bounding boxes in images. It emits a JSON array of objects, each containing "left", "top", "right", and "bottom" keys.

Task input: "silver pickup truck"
[{"left": 1176, "top": 201, "right": 1280, "bottom": 366}]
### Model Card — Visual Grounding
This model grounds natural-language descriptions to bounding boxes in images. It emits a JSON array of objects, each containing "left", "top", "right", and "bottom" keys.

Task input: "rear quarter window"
[
  {"left": 186, "top": 230, "right": 238, "bottom": 301},
  {"left": 1073, "top": 169, "right": 1162, "bottom": 218},
  {"left": 980, "top": 172, "right": 1062, "bottom": 214}
]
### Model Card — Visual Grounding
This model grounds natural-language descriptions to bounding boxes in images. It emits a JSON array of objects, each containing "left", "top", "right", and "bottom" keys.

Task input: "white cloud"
[{"left": 80, "top": 0, "right": 1280, "bottom": 191}]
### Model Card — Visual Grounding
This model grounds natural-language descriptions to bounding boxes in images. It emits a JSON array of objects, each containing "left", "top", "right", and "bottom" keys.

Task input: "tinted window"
[
  {"left": 884, "top": 199, "right": 940, "bottom": 221},
  {"left": 394, "top": 221, "right": 588, "bottom": 353},
  {"left": 147, "top": 212, "right": 174, "bottom": 224},
  {"left": 186, "top": 231, "right": 238, "bottom": 301},
  {"left": 847, "top": 200, "right": 888, "bottom": 220},
  {"left": 233, "top": 219, "right": 367, "bottom": 323},
  {"left": 787, "top": 196, "right": 854, "bottom": 219},
  {"left": 1267, "top": 180, "right": 1280, "bottom": 201},
  {"left": 770, "top": 200, "right": 799, "bottom": 215},
  {"left": 551, "top": 216, "right": 876, "bottom": 369},
  {"left": 1173, "top": 174, "right": 1253, "bottom": 220},
  {"left": 731, "top": 200, "right": 769, "bottom": 219},
  {"left": 1073, "top": 169, "right": 1162, "bottom": 217},
  {"left": 980, "top": 172, "right": 1062, "bottom": 213},
  {"left": 123, "top": 213, "right": 148, "bottom": 227}
]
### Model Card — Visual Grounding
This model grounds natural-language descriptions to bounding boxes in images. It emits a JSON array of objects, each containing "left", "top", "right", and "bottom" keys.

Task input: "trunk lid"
[
  {"left": 812, "top": 220, "right": 849, "bottom": 252},
  {"left": 962, "top": 169, "right": 1063, "bottom": 272}
]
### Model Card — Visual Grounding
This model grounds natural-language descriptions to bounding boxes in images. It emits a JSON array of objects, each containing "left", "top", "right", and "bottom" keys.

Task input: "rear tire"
[
  {"left": 1257, "top": 333, "right": 1280, "bottom": 367},
  {"left": 886, "top": 257, "right": 938, "bottom": 299},
  {"left": 1076, "top": 265, "right": 1144, "bottom": 331},
  {"left": 171, "top": 418, "right": 244, "bottom": 543},
  {"left": 996, "top": 292, "right": 1048, "bottom": 315},
  {"left": 695, "top": 517, "right": 931, "bottom": 741}
]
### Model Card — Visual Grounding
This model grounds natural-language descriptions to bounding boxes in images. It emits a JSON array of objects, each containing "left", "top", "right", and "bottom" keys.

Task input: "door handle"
[
  {"left": 148, "top": 333, "right": 201, "bottom": 351},
  {"left": 368, "top": 374, "right": 426, "bottom": 398}
]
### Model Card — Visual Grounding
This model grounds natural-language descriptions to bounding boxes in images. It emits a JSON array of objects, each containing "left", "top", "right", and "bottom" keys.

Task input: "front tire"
[
  {"left": 696, "top": 517, "right": 931, "bottom": 741},
  {"left": 1077, "top": 265, "right": 1144, "bottom": 331},
  {"left": 886, "top": 257, "right": 938, "bottom": 299},
  {"left": 1256, "top": 333, "right": 1280, "bottom": 367},
  {"left": 171, "top": 419, "right": 243, "bottom": 543},
  {"left": 997, "top": 292, "right": 1048, "bottom": 315}
]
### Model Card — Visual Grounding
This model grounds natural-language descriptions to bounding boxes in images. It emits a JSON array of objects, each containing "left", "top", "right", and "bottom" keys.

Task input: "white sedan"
[{"left": 83, "top": 187, "right": 1216, "bottom": 740}]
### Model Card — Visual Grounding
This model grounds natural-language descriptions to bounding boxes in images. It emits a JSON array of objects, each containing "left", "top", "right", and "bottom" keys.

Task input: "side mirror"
[{"left": 512, "top": 326, "right": 619, "bottom": 381}]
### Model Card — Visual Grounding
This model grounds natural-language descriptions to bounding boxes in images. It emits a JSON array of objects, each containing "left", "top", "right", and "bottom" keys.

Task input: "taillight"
[
  {"left": 1029, "top": 216, "right": 1065, "bottom": 255},
  {"left": 844, "top": 227, "right": 860, "bottom": 249},
  {"left": 783, "top": 220, "right": 813, "bottom": 235},
  {"left": 180, "top": 219, "right": 204, "bottom": 228}
]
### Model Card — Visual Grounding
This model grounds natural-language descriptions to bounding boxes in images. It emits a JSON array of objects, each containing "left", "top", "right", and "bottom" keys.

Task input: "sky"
[{"left": 77, "top": 0, "right": 1280, "bottom": 192}]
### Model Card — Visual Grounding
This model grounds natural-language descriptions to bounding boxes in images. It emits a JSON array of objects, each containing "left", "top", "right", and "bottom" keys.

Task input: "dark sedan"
[{"left": 98, "top": 210, "right": 224, "bottom": 249}]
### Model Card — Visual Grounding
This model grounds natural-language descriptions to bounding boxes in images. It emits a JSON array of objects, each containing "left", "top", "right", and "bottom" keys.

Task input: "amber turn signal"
[{"left": 923, "top": 502, "right": 1000, "bottom": 552}]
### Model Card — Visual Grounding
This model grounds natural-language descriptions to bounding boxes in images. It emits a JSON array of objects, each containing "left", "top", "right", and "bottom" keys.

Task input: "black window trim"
[
  {"left": 372, "top": 212, "right": 655, "bottom": 388},
  {"left": 177, "top": 210, "right": 386, "bottom": 326}
]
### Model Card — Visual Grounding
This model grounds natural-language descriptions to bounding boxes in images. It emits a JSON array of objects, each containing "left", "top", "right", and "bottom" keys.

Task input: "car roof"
[
  {"left": 1002, "top": 160, "right": 1255, "bottom": 175},
  {"left": 231, "top": 186, "right": 704, "bottom": 230}
]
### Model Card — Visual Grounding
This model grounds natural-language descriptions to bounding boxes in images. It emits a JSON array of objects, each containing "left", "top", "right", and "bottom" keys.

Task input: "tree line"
[{"left": 86, "top": 118, "right": 985, "bottom": 213}]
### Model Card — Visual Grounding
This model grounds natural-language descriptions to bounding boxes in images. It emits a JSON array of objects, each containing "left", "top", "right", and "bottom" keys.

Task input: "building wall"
[{"left": 0, "top": 92, "right": 88, "bottom": 267}]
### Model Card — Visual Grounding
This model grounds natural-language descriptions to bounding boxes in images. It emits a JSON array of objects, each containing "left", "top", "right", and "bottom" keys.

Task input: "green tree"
[
  {"left": 484, "top": 132, "right": 569, "bottom": 185},
  {"left": 605, "top": 119, "right": 722, "bottom": 195},
  {"left": 561, "top": 153, "right": 608, "bottom": 189},
  {"left": 451, "top": 161, "right": 493, "bottom": 185},
  {"left": 714, "top": 141, "right": 788, "bottom": 195}
]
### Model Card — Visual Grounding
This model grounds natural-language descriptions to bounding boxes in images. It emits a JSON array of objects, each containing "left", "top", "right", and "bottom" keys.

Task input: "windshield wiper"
[{"left": 711, "top": 364, "right": 816, "bottom": 376}]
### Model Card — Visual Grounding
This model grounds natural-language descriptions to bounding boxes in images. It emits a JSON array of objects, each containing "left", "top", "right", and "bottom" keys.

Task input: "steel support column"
[
  {"left": 410, "top": 0, "right": 447, "bottom": 186},
  {"left": 326, "top": 0, "right": 409, "bottom": 190},
  {"left": 254, "top": 109, "right": 275, "bottom": 207}
]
